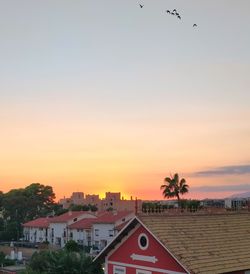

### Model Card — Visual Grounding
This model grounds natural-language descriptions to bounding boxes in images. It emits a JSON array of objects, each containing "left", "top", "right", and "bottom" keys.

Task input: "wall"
[
  {"left": 106, "top": 224, "right": 187, "bottom": 274},
  {"left": 93, "top": 223, "right": 115, "bottom": 250},
  {"left": 23, "top": 227, "right": 47, "bottom": 243},
  {"left": 49, "top": 223, "right": 66, "bottom": 247}
]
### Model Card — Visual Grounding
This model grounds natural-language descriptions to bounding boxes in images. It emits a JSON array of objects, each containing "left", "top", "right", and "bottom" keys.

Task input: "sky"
[{"left": 0, "top": 0, "right": 250, "bottom": 200}]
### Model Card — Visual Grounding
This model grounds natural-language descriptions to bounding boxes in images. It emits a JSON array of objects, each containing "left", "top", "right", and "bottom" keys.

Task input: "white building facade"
[
  {"left": 92, "top": 211, "right": 134, "bottom": 251},
  {"left": 22, "top": 217, "right": 50, "bottom": 243}
]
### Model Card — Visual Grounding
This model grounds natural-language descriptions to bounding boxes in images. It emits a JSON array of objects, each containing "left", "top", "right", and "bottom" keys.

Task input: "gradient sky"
[{"left": 0, "top": 0, "right": 250, "bottom": 200}]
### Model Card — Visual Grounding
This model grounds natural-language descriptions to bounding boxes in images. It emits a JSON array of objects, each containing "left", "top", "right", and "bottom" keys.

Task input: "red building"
[{"left": 95, "top": 213, "right": 250, "bottom": 274}]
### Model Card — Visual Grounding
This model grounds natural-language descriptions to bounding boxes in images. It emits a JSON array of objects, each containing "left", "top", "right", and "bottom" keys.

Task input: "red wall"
[{"left": 107, "top": 224, "right": 187, "bottom": 274}]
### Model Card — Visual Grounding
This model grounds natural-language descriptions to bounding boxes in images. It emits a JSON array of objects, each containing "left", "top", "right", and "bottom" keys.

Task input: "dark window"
[{"left": 140, "top": 235, "right": 147, "bottom": 248}]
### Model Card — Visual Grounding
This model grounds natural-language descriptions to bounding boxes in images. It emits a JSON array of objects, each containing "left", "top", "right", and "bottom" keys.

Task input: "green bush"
[
  {"left": 24, "top": 249, "right": 104, "bottom": 274},
  {"left": 0, "top": 251, "right": 15, "bottom": 266}
]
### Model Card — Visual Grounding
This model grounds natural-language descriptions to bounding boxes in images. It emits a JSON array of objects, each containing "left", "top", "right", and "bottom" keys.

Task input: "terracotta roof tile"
[
  {"left": 68, "top": 218, "right": 96, "bottom": 229},
  {"left": 139, "top": 213, "right": 250, "bottom": 274},
  {"left": 93, "top": 211, "right": 134, "bottom": 224},
  {"left": 22, "top": 217, "right": 50, "bottom": 228},
  {"left": 50, "top": 211, "right": 92, "bottom": 223}
]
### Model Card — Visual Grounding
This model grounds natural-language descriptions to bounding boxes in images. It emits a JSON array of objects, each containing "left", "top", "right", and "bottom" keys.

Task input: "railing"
[{"left": 139, "top": 206, "right": 250, "bottom": 216}]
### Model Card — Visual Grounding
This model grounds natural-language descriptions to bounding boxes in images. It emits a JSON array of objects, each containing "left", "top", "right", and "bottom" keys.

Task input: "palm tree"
[{"left": 160, "top": 173, "right": 189, "bottom": 205}]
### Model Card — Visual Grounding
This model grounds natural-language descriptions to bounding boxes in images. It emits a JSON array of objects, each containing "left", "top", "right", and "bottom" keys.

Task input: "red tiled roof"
[
  {"left": 22, "top": 217, "right": 50, "bottom": 228},
  {"left": 50, "top": 211, "right": 91, "bottom": 223},
  {"left": 93, "top": 211, "right": 133, "bottom": 224},
  {"left": 68, "top": 218, "right": 96, "bottom": 229},
  {"left": 115, "top": 220, "right": 130, "bottom": 231}
]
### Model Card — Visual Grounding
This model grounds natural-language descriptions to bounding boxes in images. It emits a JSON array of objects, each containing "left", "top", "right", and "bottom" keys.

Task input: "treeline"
[
  {"left": 142, "top": 199, "right": 201, "bottom": 212},
  {"left": 0, "top": 183, "right": 58, "bottom": 241},
  {"left": 67, "top": 203, "right": 98, "bottom": 212},
  {"left": 22, "top": 241, "right": 103, "bottom": 274}
]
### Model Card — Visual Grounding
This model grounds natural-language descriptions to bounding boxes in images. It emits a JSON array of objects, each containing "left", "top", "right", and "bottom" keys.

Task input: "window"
[
  {"left": 136, "top": 270, "right": 151, "bottom": 274},
  {"left": 138, "top": 233, "right": 149, "bottom": 250},
  {"left": 109, "top": 230, "right": 114, "bottom": 237},
  {"left": 95, "top": 229, "right": 99, "bottom": 237},
  {"left": 114, "top": 265, "right": 126, "bottom": 274}
]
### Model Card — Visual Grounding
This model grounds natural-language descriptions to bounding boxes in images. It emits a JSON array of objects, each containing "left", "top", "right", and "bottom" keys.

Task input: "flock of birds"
[{"left": 139, "top": 4, "right": 198, "bottom": 28}]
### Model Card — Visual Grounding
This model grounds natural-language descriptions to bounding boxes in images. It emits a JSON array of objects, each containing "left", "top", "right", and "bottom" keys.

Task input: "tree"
[
  {"left": 2, "top": 183, "right": 55, "bottom": 222},
  {"left": 1, "top": 183, "right": 56, "bottom": 240},
  {"left": 64, "top": 240, "right": 80, "bottom": 252},
  {"left": 23, "top": 183, "right": 56, "bottom": 219},
  {"left": 0, "top": 191, "right": 3, "bottom": 208},
  {"left": 160, "top": 173, "right": 189, "bottom": 205},
  {"left": 179, "top": 199, "right": 201, "bottom": 211},
  {"left": 25, "top": 250, "right": 104, "bottom": 274},
  {"left": 88, "top": 204, "right": 98, "bottom": 212},
  {"left": 68, "top": 204, "right": 98, "bottom": 212}
]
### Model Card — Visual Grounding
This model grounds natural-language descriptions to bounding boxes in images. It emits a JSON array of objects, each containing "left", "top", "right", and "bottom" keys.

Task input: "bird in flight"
[
  {"left": 177, "top": 15, "right": 181, "bottom": 19},
  {"left": 166, "top": 10, "right": 170, "bottom": 13},
  {"left": 173, "top": 9, "right": 177, "bottom": 13},
  {"left": 139, "top": 4, "right": 144, "bottom": 8},
  {"left": 193, "top": 23, "right": 197, "bottom": 27}
]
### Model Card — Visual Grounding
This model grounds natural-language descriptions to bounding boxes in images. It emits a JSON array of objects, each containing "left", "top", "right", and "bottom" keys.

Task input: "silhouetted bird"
[
  {"left": 171, "top": 12, "right": 175, "bottom": 15},
  {"left": 193, "top": 24, "right": 197, "bottom": 27},
  {"left": 173, "top": 9, "right": 177, "bottom": 12},
  {"left": 139, "top": 4, "right": 144, "bottom": 8},
  {"left": 176, "top": 12, "right": 179, "bottom": 16},
  {"left": 166, "top": 10, "right": 170, "bottom": 13},
  {"left": 177, "top": 15, "right": 181, "bottom": 19}
]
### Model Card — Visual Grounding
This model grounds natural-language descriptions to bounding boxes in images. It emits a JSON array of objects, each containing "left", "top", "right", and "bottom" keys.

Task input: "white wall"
[
  {"left": 49, "top": 213, "right": 96, "bottom": 247},
  {"left": 23, "top": 227, "right": 48, "bottom": 243},
  {"left": 69, "top": 228, "right": 92, "bottom": 246},
  {"left": 49, "top": 223, "right": 66, "bottom": 247},
  {"left": 92, "top": 223, "right": 115, "bottom": 250},
  {"left": 92, "top": 213, "right": 134, "bottom": 250}
]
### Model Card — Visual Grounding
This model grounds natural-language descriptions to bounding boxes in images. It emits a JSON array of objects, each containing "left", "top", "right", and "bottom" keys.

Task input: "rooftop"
[
  {"left": 50, "top": 211, "right": 92, "bottom": 223},
  {"left": 93, "top": 211, "right": 134, "bottom": 224},
  {"left": 139, "top": 212, "right": 250, "bottom": 274},
  {"left": 22, "top": 217, "right": 50, "bottom": 228},
  {"left": 95, "top": 211, "right": 250, "bottom": 274},
  {"left": 68, "top": 218, "right": 96, "bottom": 229}
]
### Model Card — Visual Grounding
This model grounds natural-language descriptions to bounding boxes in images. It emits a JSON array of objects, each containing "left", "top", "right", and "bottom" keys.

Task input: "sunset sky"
[{"left": 0, "top": 0, "right": 250, "bottom": 200}]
